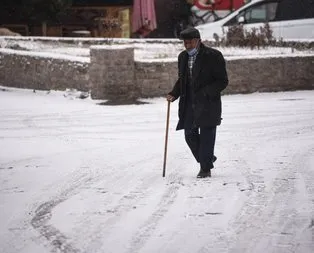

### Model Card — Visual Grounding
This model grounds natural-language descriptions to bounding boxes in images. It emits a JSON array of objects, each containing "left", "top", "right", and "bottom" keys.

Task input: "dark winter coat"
[{"left": 169, "top": 43, "right": 228, "bottom": 130}]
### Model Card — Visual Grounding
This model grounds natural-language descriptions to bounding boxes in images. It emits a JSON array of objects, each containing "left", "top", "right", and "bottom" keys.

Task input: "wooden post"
[{"left": 163, "top": 101, "right": 171, "bottom": 177}]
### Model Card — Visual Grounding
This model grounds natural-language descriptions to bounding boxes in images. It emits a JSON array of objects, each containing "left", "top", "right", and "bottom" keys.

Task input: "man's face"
[{"left": 183, "top": 39, "right": 199, "bottom": 50}]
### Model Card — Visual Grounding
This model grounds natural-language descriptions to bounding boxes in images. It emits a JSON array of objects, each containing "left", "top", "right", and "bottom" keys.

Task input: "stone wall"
[
  {"left": 89, "top": 46, "right": 177, "bottom": 100},
  {"left": 134, "top": 55, "right": 314, "bottom": 97},
  {"left": 89, "top": 45, "right": 137, "bottom": 101},
  {"left": 0, "top": 49, "right": 89, "bottom": 91},
  {"left": 225, "top": 56, "right": 314, "bottom": 94},
  {"left": 135, "top": 61, "right": 177, "bottom": 97},
  {"left": 0, "top": 46, "right": 313, "bottom": 100}
]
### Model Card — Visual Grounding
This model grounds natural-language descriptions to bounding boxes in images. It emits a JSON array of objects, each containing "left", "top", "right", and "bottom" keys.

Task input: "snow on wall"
[
  {"left": 1, "top": 36, "right": 313, "bottom": 62},
  {"left": 0, "top": 37, "right": 313, "bottom": 98}
]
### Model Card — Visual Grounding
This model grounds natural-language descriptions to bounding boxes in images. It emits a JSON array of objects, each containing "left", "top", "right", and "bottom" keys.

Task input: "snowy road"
[{"left": 0, "top": 88, "right": 313, "bottom": 253}]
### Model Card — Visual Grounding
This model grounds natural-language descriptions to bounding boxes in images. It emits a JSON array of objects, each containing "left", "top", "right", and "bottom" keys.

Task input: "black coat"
[{"left": 169, "top": 43, "right": 228, "bottom": 130}]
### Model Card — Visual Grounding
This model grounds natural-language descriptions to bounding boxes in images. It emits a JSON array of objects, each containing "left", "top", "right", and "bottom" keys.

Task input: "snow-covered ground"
[{"left": 0, "top": 86, "right": 313, "bottom": 253}]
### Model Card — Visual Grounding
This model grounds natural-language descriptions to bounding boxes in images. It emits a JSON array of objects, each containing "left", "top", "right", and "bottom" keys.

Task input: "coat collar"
[
  {"left": 192, "top": 43, "right": 205, "bottom": 80},
  {"left": 180, "top": 43, "right": 205, "bottom": 83}
]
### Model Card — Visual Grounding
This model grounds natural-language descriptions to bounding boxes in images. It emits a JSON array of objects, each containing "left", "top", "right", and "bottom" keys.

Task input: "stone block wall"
[
  {"left": 89, "top": 45, "right": 137, "bottom": 101},
  {"left": 1, "top": 46, "right": 313, "bottom": 100},
  {"left": 134, "top": 55, "right": 314, "bottom": 97},
  {"left": 225, "top": 56, "right": 314, "bottom": 94},
  {"left": 135, "top": 61, "right": 177, "bottom": 97},
  {"left": 0, "top": 49, "right": 89, "bottom": 91}
]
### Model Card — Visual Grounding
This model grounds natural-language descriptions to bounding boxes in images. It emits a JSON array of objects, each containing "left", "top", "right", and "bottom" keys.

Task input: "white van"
[{"left": 196, "top": 0, "right": 314, "bottom": 40}]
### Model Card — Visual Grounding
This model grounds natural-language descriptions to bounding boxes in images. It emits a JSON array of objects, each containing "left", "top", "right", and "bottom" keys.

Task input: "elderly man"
[{"left": 167, "top": 27, "right": 228, "bottom": 178}]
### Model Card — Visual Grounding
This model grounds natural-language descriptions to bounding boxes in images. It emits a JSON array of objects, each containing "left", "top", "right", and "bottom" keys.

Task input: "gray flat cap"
[{"left": 180, "top": 27, "right": 201, "bottom": 40}]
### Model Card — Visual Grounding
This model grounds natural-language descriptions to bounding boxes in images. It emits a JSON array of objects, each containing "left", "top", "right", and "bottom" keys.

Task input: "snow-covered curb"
[
  {"left": 1, "top": 46, "right": 313, "bottom": 63},
  {"left": 1, "top": 36, "right": 314, "bottom": 62},
  {"left": 0, "top": 36, "right": 183, "bottom": 45},
  {"left": 0, "top": 48, "right": 90, "bottom": 63},
  {"left": 225, "top": 53, "right": 314, "bottom": 61}
]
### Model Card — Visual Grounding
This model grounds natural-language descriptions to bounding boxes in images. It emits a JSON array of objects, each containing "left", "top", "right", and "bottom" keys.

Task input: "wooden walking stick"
[{"left": 163, "top": 100, "right": 171, "bottom": 177}]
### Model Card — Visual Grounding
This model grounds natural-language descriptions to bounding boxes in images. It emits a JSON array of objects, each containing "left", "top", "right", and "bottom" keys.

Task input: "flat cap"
[{"left": 180, "top": 27, "right": 201, "bottom": 40}]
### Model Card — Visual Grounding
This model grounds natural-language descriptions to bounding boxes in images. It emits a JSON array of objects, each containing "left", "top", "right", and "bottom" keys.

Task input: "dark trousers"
[{"left": 184, "top": 126, "right": 217, "bottom": 170}]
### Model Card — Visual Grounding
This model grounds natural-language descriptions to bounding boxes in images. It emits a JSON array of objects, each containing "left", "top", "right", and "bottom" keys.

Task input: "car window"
[
  {"left": 224, "top": 1, "right": 278, "bottom": 26},
  {"left": 267, "top": 3, "right": 278, "bottom": 21},
  {"left": 275, "top": 0, "right": 314, "bottom": 20},
  {"left": 245, "top": 5, "right": 267, "bottom": 22},
  {"left": 224, "top": 13, "right": 243, "bottom": 26}
]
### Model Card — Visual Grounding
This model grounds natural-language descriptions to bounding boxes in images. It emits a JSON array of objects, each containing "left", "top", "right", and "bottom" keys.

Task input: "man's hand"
[{"left": 166, "top": 94, "right": 175, "bottom": 102}]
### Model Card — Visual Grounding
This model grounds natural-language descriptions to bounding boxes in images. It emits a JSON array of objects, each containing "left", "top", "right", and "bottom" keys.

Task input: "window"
[
  {"left": 243, "top": 2, "right": 279, "bottom": 23},
  {"left": 275, "top": 0, "right": 314, "bottom": 20},
  {"left": 224, "top": 1, "right": 279, "bottom": 26},
  {"left": 267, "top": 3, "right": 278, "bottom": 21},
  {"left": 224, "top": 11, "right": 244, "bottom": 26}
]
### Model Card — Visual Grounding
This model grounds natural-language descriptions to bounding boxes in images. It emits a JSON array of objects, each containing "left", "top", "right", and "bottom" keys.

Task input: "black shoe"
[
  {"left": 213, "top": 155, "right": 217, "bottom": 163},
  {"left": 197, "top": 169, "right": 211, "bottom": 178}
]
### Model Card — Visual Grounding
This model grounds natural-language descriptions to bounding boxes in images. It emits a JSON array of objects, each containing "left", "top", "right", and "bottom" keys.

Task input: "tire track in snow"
[
  {"left": 79, "top": 163, "right": 159, "bottom": 252},
  {"left": 59, "top": 153, "right": 163, "bottom": 253},
  {"left": 196, "top": 149, "right": 260, "bottom": 253},
  {"left": 234, "top": 145, "right": 314, "bottom": 253},
  {"left": 217, "top": 135, "right": 313, "bottom": 252},
  {"left": 280, "top": 148, "right": 314, "bottom": 253},
  {"left": 30, "top": 152, "right": 151, "bottom": 253},
  {"left": 198, "top": 109, "right": 314, "bottom": 253},
  {"left": 126, "top": 170, "right": 184, "bottom": 253},
  {"left": 31, "top": 173, "right": 94, "bottom": 253},
  {"left": 28, "top": 149, "right": 125, "bottom": 252}
]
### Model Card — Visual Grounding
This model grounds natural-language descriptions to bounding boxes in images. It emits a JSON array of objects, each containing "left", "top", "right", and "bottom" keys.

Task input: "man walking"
[{"left": 167, "top": 27, "right": 228, "bottom": 178}]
